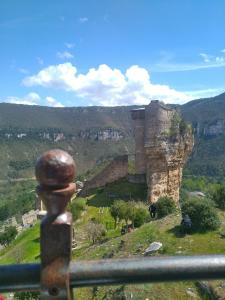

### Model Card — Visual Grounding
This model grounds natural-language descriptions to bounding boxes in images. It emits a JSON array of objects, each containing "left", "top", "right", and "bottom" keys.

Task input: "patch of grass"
[
  {"left": 73, "top": 211, "right": 225, "bottom": 299},
  {"left": 0, "top": 223, "right": 40, "bottom": 264}
]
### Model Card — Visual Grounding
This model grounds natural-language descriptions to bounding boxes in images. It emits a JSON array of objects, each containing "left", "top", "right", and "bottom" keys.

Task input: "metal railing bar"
[
  {"left": 70, "top": 255, "right": 225, "bottom": 287},
  {"left": 0, "top": 263, "right": 40, "bottom": 292},
  {"left": 1, "top": 255, "right": 225, "bottom": 292}
]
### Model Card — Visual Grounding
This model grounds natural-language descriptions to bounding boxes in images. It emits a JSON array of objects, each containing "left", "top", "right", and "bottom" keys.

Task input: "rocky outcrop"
[
  {"left": 78, "top": 128, "right": 124, "bottom": 141},
  {"left": 132, "top": 100, "right": 193, "bottom": 203}
]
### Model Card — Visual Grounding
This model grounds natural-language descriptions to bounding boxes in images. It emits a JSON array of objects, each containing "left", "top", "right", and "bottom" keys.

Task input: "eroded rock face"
[{"left": 132, "top": 100, "right": 193, "bottom": 203}]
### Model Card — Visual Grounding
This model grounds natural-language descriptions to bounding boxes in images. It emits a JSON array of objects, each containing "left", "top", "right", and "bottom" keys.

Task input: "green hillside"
[
  {"left": 1, "top": 93, "right": 225, "bottom": 179},
  {"left": 1, "top": 179, "right": 225, "bottom": 299}
]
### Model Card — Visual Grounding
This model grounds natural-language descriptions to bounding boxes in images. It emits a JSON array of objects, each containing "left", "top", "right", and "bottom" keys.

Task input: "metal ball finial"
[{"left": 35, "top": 149, "right": 76, "bottom": 188}]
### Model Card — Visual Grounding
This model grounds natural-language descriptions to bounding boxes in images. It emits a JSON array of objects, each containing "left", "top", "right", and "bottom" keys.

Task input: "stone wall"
[
  {"left": 132, "top": 100, "right": 193, "bottom": 204},
  {"left": 81, "top": 155, "right": 128, "bottom": 196},
  {"left": 131, "top": 109, "right": 146, "bottom": 174}
]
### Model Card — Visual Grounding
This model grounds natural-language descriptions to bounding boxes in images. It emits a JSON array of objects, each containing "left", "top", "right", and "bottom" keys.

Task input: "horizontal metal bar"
[
  {"left": 0, "top": 263, "right": 40, "bottom": 292},
  {"left": 70, "top": 255, "right": 225, "bottom": 287},
  {"left": 1, "top": 255, "right": 225, "bottom": 292}
]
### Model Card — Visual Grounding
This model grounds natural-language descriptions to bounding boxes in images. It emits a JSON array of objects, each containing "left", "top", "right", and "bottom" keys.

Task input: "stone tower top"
[{"left": 131, "top": 108, "right": 145, "bottom": 120}]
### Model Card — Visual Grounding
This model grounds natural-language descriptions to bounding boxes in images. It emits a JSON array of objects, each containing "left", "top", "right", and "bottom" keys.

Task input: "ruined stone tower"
[{"left": 131, "top": 100, "right": 193, "bottom": 203}]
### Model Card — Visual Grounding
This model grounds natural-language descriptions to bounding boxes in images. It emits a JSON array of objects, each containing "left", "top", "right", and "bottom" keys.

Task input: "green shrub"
[
  {"left": 110, "top": 200, "right": 126, "bottom": 227},
  {"left": 69, "top": 198, "right": 86, "bottom": 221},
  {"left": 156, "top": 196, "right": 176, "bottom": 218},
  {"left": 133, "top": 207, "right": 149, "bottom": 227},
  {"left": 110, "top": 200, "right": 149, "bottom": 228},
  {"left": 212, "top": 184, "right": 225, "bottom": 210},
  {"left": 181, "top": 197, "right": 220, "bottom": 232}
]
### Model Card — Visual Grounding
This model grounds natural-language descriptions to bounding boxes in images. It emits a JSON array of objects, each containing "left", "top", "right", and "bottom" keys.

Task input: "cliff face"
[{"left": 132, "top": 101, "right": 193, "bottom": 203}]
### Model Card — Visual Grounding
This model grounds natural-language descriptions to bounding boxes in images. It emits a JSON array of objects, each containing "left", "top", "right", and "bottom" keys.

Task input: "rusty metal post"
[{"left": 36, "top": 149, "right": 76, "bottom": 299}]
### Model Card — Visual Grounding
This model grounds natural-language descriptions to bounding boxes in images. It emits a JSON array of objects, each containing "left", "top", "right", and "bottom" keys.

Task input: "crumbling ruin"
[{"left": 131, "top": 100, "right": 193, "bottom": 203}]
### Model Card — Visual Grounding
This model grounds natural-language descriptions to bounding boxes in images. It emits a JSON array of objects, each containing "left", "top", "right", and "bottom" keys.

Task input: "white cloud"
[
  {"left": 199, "top": 53, "right": 211, "bottom": 63},
  {"left": 3, "top": 92, "right": 40, "bottom": 105},
  {"left": 184, "top": 88, "right": 224, "bottom": 99},
  {"left": 37, "top": 57, "right": 44, "bottom": 65},
  {"left": 56, "top": 51, "right": 74, "bottom": 60},
  {"left": 153, "top": 51, "right": 225, "bottom": 72},
  {"left": 221, "top": 49, "right": 225, "bottom": 53},
  {"left": 65, "top": 42, "right": 75, "bottom": 49},
  {"left": 46, "top": 96, "right": 64, "bottom": 107},
  {"left": 23, "top": 63, "right": 196, "bottom": 105},
  {"left": 215, "top": 56, "right": 225, "bottom": 63},
  {"left": 79, "top": 17, "right": 88, "bottom": 23}
]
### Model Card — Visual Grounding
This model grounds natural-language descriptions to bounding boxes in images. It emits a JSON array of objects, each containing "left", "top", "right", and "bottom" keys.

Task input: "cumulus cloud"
[
  {"left": 46, "top": 96, "right": 64, "bottom": 107},
  {"left": 23, "top": 63, "right": 193, "bottom": 105},
  {"left": 57, "top": 51, "right": 74, "bottom": 60},
  {"left": 3, "top": 92, "right": 40, "bottom": 105}
]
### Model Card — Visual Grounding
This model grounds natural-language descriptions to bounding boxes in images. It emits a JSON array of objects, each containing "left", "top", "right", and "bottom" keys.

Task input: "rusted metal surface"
[
  {"left": 1, "top": 255, "right": 225, "bottom": 292},
  {"left": 36, "top": 149, "right": 76, "bottom": 300}
]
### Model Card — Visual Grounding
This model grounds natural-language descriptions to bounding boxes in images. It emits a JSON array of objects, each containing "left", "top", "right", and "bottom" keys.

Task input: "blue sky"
[{"left": 0, "top": 0, "right": 225, "bottom": 107}]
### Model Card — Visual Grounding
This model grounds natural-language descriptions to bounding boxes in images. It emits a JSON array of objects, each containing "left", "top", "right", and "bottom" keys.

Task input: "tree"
[
  {"left": 110, "top": 200, "right": 149, "bottom": 229},
  {"left": 212, "top": 184, "right": 225, "bottom": 210},
  {"left": 110, "top": 200, "right": 126, "bottom": 228},
  {"left": 181, "top": 197, "right": 220, "bottom": 232},
  {"left": 86, "top": 221, "right": 106, "bottom": 244},
  {"left": 133, "top": 207, "right": 149, "bottom": 227},
  {"left": 69, "top": 198, "right": 86, "bottom": 221},
  {"left": 155, "top": 196, "right": 176, "bottom": 218},
  {"left": 0, "top": 226, "right": 17, "bottom": 247}
]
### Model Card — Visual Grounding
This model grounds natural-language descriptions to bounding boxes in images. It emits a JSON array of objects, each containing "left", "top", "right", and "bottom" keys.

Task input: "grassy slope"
[{"left": 1, "top": 179, "right": 225, "bottom": 299}]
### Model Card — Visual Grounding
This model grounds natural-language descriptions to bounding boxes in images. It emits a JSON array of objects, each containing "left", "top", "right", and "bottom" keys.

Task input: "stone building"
[
  {"left": 22, "top": 210, "right": 38, "bottom": 227},
  {"left": 131, "top": 100, "right": 193, "bottom": 203}
]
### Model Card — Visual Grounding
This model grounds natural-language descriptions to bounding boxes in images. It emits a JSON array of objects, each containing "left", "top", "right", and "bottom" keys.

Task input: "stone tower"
[{"left": 131, "top": 100, "right": 193, "bottom": 203}]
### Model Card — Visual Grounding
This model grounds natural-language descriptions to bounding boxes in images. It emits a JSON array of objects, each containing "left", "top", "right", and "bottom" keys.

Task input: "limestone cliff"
[{"left": 132, "top": 100, "right": 193, "bottom": 203}]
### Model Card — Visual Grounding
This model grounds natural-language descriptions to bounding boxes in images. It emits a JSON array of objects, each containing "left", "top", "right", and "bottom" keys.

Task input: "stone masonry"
[
  {"left": 81, "top": 155, "right": 128, "bottom": 196},
  {"left": 131, "top": 100, "right": 193, "bottom": 203}
]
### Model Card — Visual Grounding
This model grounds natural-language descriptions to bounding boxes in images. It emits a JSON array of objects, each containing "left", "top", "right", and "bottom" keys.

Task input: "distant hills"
[{"left": 0, "top": 92, "right": 225, "bottom": 179}]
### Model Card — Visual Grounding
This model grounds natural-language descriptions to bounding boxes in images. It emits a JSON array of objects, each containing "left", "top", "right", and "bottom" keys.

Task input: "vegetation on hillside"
[
  {"left": 1, "top": 177, "right": 225, "bottom": 299},
  {"left": 0, "top": 181, "right": 36, "bottom": 223},
  {"left": 1, "top": 93, "right": 225, "bottom": 179}
]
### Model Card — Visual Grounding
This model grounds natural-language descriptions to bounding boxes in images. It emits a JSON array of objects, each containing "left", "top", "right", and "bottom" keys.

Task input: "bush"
[
  {"left": 86, "top": 221, "right": 106, "bottom": 244},
  {"left": 181, "top": 197, "right": 220, "bottom": 232},
  {"left": 212, "top": 184, "right": 225, "bottom": 210},
  {"left": 156, "top": 196, "right": 176, "bottom": 218},
  {"left": 110, "top": 200, "right": 149, "bottom": 228},
  {"left": 110, "top": 200, "right": 126, "bottom": 227},
  {"left": 69, "top": 198, "right": 86, "bottom": 221},
  {"left": 133, "top": 207, "right": 149, "bottom": 227}
]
